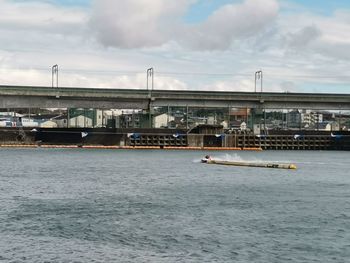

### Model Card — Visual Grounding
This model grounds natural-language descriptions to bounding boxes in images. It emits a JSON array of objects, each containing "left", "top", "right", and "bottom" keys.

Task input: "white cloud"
[
  {"left": 278, "top": 10, "right": 350, "bottom": 60},
  {"left": 286, "top": 25, "right": 321, "bottom": 49},
  {"left": 60, "top": 73, "right": 188, "bottom": 90},
  {"left": 201, "top": 77, "right": 295, "bottom": 93},
  {"left": 0, "top": 0, "right": 88, "bottom": 34},
  {"left": 181, "top": 0, "right": 279, "bottom": 50},
  {"left": 0, "top": 0, "right": 350, "bottom": 94},
  {"left": 90, "top": 0, "right": 194, "bottom": 48},
  {"left": 0, "top": 67, "right": 49, "bottom": 86},
  {"left": 90, "top": 0, "right": 279, "bottom": 50}
]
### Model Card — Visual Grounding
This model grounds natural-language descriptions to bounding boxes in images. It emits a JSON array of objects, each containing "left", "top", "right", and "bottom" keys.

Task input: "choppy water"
[{"left": 0, "top": 149, "right": 349, "bottom": 262}]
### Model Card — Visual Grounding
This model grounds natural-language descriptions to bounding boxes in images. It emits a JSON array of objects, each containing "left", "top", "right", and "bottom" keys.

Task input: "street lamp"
[
  {"left": 147, "top": 67, "right": 154, "bottom": 91},
  {"left": 147, "top": 68, "right": 154, "bottom": 128},
  {"left": 52, "top": 64, "right": 58, "bottom": 88},
  {"left": 255, "top": 70, "right": 263, "bottom": 93}
]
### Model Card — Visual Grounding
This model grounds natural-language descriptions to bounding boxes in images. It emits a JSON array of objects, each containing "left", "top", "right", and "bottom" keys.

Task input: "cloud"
[
  {"left": 90, "top": 0, "right": 194, "bottom": 48},
  {"left": 0, "top": 0, "right": 350, "bottom": 94},
  {"left": 90, "top": 0, "right": 279, "bottom": 50},
  {"left": 286, "top": 25, "right": 321, "bottom": 49},
  {"left": 279, "top": 10, "right": 350, "bottom": 60},
  {"left": 182, "top": 0, "right": 279, "bottom": 50},
  {"left": 63, "top": 73, "right": 188, "bottom": 90},
  {"left": 0, "top": 0, "right": 88, "bottom": 34},
  {"left": 0, "top": 67, "right": 49, "bottom": 86},
  {"left": 201, "top": 77, "right": 294, "bottom": 93}
]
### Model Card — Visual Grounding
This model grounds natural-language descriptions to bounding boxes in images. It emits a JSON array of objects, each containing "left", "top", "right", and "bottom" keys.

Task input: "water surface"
[{"left": 0, "top": 149, "right": 349, "bottom": 262}]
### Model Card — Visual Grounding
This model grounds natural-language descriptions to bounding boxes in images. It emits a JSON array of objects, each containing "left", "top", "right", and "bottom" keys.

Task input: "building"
[
  {"left": 153, "top": 113, "right": 175, "bottom": 128},
  {"left": 317, "top": 121, "right": 340, "bottom": 131},
  {"left": 229, "top": 120, "right": 247, "bottom": 131},
  {"left": 69, "top": 115, "right": 93, "bottom": 128},
  {"left": 301, "top": 110, "right": 323, "bottom": 128},
  {"left": 119, "top": 112, "right": 141, "bottom": 128},
  {"left": 286, "top": 110, "right": 302, "bottom": 128},
  {"left": 40, "top": 120, "right": 58, "bottom": 128},
  {"left": 229, "top": 108, "right": 249, "bottom": 121},
  {"left": 67, "top": 109, "right": 103, "bottom": 128}
]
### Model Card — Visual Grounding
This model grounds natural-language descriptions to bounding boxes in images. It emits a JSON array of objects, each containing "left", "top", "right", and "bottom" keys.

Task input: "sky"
[{"left": 1, "top": 0, "right": 350, "bottom": 93}]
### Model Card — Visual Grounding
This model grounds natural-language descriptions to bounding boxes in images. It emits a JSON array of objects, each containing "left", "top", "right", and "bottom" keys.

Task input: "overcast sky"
[{"left": 0, "top": 0, "right": 350, "bottom": 93}]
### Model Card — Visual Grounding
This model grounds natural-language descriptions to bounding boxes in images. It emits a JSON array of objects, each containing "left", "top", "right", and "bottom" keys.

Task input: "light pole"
[
  {"left": 255, "top": 70, "right": 263, "bottom": 93},
  {"left": 52, "top": 64, "right": 58, "bottom": 88},
  {"left": 147, "top": 68, "right": 154, "bottom": 128},
  {"left": 147, "top": 67, "right": 154, "bottom": 91},
  {"left": 254, "top": 70, "right": 263, "bottom": 133}
]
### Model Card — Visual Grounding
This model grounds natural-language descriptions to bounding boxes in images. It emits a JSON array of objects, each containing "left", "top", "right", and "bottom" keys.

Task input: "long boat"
[{"left": 204, "top": 159, "right": 297, "bottom": 170}]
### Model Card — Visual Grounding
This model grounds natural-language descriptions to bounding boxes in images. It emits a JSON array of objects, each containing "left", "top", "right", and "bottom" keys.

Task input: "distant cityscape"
[{"left": 0, "top": 107, "right": 349, "bottom": 134}]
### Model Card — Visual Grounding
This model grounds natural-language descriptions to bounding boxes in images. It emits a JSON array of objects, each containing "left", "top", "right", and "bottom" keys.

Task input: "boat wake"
[
  {"left": 208, "top": 154, "right": 295, "bottom": 165},
  {"left": 195, "top": 153, "right": 258, "bottom": 163},
  {"left": 215, "top": 153, "right": 260, "bottom": 163}
]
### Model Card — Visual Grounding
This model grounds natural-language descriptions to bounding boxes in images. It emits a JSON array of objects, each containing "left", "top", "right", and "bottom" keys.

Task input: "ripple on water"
[{"left": 0, "top": 149, "right": 349, "bottom": 262}]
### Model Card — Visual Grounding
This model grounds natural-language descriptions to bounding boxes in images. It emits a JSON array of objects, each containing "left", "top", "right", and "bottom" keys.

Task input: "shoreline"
[{"left": 0, "top": 144, "right": 263, "bottom": 151}]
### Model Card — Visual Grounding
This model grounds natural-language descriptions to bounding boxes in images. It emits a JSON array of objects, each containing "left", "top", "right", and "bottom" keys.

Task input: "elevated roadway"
[{"left": 0, "top": 85, "right": 349, "bottom": 110}]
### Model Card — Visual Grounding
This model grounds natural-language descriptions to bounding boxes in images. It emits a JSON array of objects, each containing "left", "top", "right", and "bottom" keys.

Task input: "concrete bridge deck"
[{"left": 0, "top": 85, "right": 349, "bottom": 110}]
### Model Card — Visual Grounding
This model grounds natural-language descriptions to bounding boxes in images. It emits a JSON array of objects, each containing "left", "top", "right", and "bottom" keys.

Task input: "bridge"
[{"left": 0, "top": 85, "right": 349, "bottom": 110}]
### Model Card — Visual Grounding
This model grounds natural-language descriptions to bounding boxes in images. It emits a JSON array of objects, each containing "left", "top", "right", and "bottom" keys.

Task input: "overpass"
[{"left": 0, "top": 85, "right": 349, "bottom": 110}]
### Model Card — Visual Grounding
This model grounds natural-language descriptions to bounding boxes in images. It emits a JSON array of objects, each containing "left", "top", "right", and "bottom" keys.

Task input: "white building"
[
  {"left": 220, "top": 120, "right": 229, "bottom": 129},
  {"left": 69, "top": 115, "right": 93, "bottom": 128},
  {"left": 240, "top": 121, "right": 247, "bottom": 130},
  {"left": 317, "top": 121, "right": 339, "bottom": 131},
  {"left": 19, "top": 118, "right": 38, "bottom": 127},
  {"left": 153, "top": 113, "right": 175, "bottom": 128},
  {"left": 301, "top": 111, "right": 323, "bottom": 127},
  {"left": 40, "top": 120, "right": 58, "bottom": 128}
]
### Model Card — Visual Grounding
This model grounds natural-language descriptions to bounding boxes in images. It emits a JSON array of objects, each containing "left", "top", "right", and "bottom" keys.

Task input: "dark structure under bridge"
[{"left": 1, "top": 127, "right": 350, "bottom": 151}]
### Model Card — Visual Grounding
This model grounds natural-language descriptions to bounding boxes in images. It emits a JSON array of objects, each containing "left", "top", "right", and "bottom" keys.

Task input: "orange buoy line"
[
  {"left": 202, "top": 147, "right": 241, "bottom": 151},
  {"left": 82, "top": 145, "right": 119, "bottom": 149},
  {"left": 164, "top": 146, "right": 202, "bottom": 150},
  {"left": 242, "top": 147, "right": 263, "bottom": 151},
  {"left": 40, "top": 145, "right": 79, "bottom": 148},
  {"left": 0, "top": 144, "right": 37, "bottom": 148},
  {"left": 0, "top": 144, "right": 263, "bottom": 151},
  {"left": 163, "top": 146, "right": 261, "bottom": 151}
]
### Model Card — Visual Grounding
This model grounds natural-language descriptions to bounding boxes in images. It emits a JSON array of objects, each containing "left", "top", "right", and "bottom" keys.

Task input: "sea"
[{"left": 0, "top": 149, "right": 349, "bottom": 262}]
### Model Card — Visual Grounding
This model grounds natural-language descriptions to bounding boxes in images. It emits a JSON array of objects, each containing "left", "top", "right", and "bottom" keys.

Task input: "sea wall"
[{"left": 0, "top": 128, "right": 349, "bottom": 150}]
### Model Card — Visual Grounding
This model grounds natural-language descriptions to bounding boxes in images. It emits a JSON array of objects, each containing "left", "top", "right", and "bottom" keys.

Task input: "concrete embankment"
[
  {"left": 0, "top": 128, "right": 349, "bottom": 150},
  {"left": 0, "top": 144, "right": 262, "bottom": 151}
]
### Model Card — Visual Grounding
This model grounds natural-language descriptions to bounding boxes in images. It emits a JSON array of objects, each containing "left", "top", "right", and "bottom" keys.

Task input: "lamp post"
[
  {"left": 254, "top": 70, "right": 264, "bottom": 133},
  {"left": 255, "top": 70, "right": 263, "bottom": 93},
  {"left": 52, "top": 64, "right": 58, "bottom": 88},
  {"left": 147, "top": 68, "right": 154, "bottom": 128},
  {"left": 147, "top": 67, "right": 154, "bottom": 91}
]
